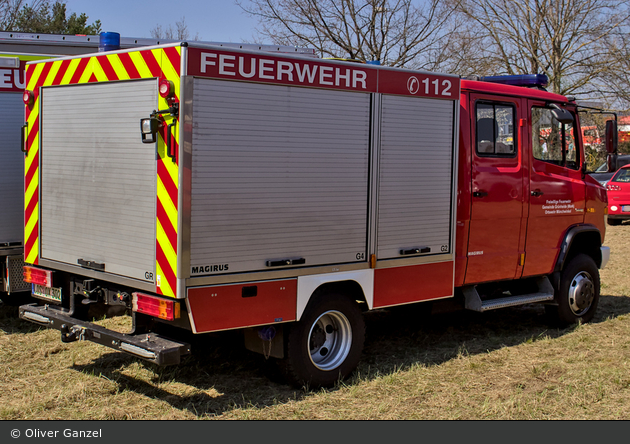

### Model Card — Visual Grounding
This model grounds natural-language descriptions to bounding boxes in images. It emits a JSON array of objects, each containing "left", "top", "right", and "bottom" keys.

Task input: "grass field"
[{"left": 1, "top": 224, "right": 629, "bottom": 420}]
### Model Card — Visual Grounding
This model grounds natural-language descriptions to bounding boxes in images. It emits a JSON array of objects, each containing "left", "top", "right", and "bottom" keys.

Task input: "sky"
[{"left": 63, "top": 0, "right": 262, "bottom": 44}]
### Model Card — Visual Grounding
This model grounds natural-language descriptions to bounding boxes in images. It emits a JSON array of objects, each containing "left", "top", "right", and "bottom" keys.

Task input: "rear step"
[
  {"left": 19, "top": 304, "right": 191, "bottom": 365},
  {"left": 463, "top": 277, "right": 555, "bottom": 312}
]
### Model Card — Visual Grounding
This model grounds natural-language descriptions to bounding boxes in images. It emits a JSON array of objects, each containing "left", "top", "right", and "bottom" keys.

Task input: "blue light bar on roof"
[
  {"left": 99, "top": 32, "right": 120, "bottom": 52},
  {"left": 480, "top": 74, "right": 549, "bottom": 88}
]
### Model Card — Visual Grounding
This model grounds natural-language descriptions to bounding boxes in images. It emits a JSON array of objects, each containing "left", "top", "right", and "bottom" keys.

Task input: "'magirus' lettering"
[{"left": 191, "top": 264, "right": 229, "bottom": 274}]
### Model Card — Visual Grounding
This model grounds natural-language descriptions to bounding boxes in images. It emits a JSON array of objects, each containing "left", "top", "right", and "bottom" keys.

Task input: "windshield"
[{"left": 595, "top": 162, "right": 608, "bottom": 172}]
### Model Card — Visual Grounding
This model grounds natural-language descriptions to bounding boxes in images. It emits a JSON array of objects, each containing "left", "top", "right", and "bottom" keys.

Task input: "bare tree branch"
[
  {"left": 0, "top": 0, "right": 46, "bottom": 31},
  {"left": 452, "top": 0, "right": 630, "bottom": 103},
  {"left": 237, "top": 0, "right": 459, "bottom": 68},
  {"left": 151, "top": 16, "right": 198, "bottom": 40}
]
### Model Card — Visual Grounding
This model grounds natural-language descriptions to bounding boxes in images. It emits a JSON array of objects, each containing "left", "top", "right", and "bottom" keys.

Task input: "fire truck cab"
[{"left": 457, "top": 75, "right": 608, "bottom": 302}]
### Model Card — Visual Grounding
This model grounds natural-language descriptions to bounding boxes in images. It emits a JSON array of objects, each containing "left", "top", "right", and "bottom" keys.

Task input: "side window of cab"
[
  {"left": 531, "top": 107, "right": 579, "bottom": 170},
  {"left": 476, "top": 102, "right": 516, "bottom": 157}
]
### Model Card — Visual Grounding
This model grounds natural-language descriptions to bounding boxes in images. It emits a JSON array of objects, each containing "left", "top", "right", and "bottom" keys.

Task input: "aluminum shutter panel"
[
  {"left": 0, "top": 93, "right": 26, "bottom": 244},
  {"left": 377, "top": 95, "right": 455, "bottom": 259},
  {"left": 190, "top": 79, "right": 370, "bottom": 274},
  {"left": 40, "top": 80, "right": 158, "bottom": 281}
]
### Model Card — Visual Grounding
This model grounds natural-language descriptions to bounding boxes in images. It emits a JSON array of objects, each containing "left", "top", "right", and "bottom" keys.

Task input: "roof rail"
[{"left": 0, "top": 31, "right": 317, "bottom": 57}]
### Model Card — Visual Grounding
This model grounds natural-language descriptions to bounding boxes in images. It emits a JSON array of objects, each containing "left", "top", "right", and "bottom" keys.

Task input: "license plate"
[
  {"left": 32, "top": 283, "right": 62, "bottom": 303},
  {"left": 622, "top": 205, "right": 630, "bottom": 212}
]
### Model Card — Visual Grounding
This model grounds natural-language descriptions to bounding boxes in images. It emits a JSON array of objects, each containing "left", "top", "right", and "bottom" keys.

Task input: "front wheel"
[
  {"left": 280, "top": 294, "right": 365, "bottom": 388},
  {"left": 547, "top": 254, "right": 600, "bottom": 326}
]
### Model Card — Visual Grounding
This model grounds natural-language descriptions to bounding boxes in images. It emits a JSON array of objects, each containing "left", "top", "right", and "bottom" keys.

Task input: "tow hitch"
[{"left": 19, "top": 304, "right": 190, "bottom": 365}]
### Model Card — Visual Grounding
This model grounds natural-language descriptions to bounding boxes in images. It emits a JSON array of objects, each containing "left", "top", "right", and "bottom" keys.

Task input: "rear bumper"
[
  {"left": 19, "top": 304, "right": 190, "bottom": 366},
  {"left": 608, "top": 202, "right": 630, "bottom": 220}
]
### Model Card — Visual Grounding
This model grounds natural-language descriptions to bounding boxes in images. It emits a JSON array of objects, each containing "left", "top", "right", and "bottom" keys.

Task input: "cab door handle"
[
  {"left": 531, "top": 189, "right": 544, "bottom": 197},
  {"left": 473, "top": 190, "right": 488, "bottom": 198}
]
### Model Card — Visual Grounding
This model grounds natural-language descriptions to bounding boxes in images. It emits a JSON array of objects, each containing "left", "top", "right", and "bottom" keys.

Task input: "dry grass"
[{"left": 1, "top": 224, "right": 630, "bottom": 420}]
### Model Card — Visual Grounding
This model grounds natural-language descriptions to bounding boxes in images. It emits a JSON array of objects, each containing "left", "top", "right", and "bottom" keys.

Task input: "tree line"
[
  {"left": 0, "top": 0, "right": 100, "bottom": 35},
  {"left": 237, "top": 0, "right": 630, "bottom": 111},
  {"left": 2, "top": 0, "right": 630, "bottom": 111}
]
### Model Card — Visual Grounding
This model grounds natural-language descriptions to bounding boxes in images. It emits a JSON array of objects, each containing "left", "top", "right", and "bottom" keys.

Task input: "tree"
[
  {"left": 452, "top": 0, "right": 630, "bottom": 100},
  {"left": 237, "top": 0, "right": 459, "bottom": 69},
  {"left": 6, "top": 1, "right": 101, "bottom": 34},
  {"left": 150, "top": 17, "right": 199, "bottom": 40},
  {"left": 601, "top": 33, "right": 630, "bottom": 111},
  {"left": 0, "top": 0, "right": 44, "bottom": 30}
]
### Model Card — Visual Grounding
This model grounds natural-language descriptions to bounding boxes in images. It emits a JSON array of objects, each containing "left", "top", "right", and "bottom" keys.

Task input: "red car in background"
[{"left": 607, "top": 164, "right": 630, "bottom": 225}]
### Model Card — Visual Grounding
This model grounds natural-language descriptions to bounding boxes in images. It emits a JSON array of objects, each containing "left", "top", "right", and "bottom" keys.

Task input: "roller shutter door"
[
  {"left": 40, "top": 80, "right": 158, "bottom": 281},
  {"left": 190, "top": 79, "right": 371, "bottom": 275}
]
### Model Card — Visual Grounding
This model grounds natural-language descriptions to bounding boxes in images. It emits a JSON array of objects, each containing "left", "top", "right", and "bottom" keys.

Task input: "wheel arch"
[
  {"left": 296, "top": 270, "right": 374, "bottom": 321},
  {"left": 554, "top": 224, "right": 603, "bottom": 273}
]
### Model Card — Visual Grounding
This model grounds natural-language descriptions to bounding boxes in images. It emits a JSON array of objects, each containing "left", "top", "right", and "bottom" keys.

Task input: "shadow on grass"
[
  {"left": 72, "top": 330, "right": 307, "bottom": 418},
  {"left": 68, "top": 292, "right": 630, "bottom": 418},
  {"left": 0, "top": 301, "right": 45, "bottom": 335}
]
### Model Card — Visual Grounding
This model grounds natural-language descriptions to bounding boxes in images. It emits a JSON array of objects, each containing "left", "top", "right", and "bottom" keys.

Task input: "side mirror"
[
  {"left": 140, "top": 116, "right": 159, "bottom": 143},
  {"left": 549, "top": 104, "right": 574, "bottom": 124},
  {"left": 605, "top": 119, "right": 618, "bottom": 173}
]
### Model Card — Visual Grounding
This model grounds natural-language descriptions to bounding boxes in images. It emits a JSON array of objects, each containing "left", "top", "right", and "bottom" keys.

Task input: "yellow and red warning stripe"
[{"left": 24, "top": 46, "right": 181, "bottom": 298}]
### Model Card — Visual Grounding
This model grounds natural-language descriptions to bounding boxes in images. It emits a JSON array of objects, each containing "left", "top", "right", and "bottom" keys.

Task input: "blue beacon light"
[
  {"left": 480, "top": 74, "right": 549, "bottom": 88},
  {"left": 99, "top": 32, "right": 121, "bottom": 52}
]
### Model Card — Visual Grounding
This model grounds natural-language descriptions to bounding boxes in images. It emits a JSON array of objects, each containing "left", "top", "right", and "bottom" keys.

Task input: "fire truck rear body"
[{"left": 0, "top": 32, "right": 315, "bottom": 302}]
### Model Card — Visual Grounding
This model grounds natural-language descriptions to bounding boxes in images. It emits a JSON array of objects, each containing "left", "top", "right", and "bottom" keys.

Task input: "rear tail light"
[
  {"left": 132, "top": 292, "right": 180, "bottom": 321},
  {"left": 23, "top": 266, "right": 52, "bottom": 287},
  {"left": 607, "top": 184, "right": 622, "bottom": 191}
]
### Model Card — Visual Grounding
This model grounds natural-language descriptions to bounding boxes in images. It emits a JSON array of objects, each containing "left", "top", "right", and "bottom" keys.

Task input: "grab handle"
[{"left": 21, "top": 123, "right": 27, "bottom": 154}]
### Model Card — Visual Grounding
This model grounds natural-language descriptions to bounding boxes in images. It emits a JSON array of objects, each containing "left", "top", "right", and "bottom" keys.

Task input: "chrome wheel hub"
[
  {"left": 308, "top": 310, "right": 352, "bottom": 371},
  {"left": 568, "top": 271, "right": 595, "bottom": 316}
]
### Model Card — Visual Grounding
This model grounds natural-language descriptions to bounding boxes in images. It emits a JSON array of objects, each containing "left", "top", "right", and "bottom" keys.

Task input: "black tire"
[
  {"left": 607, "top": 218, "right": 622, "bottom": 226},
  {"left": 280, "top": 294, "right": 365, "bottom": 389},
  {"left": 547, "top": 254, "right": 600, "bottom": 326}
]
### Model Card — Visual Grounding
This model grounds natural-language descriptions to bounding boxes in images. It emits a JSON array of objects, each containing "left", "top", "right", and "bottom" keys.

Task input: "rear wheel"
[
  {"left": 280, "top": 294, "right": 365, "bottom": 388},
  {"left": 607, "top": 218, "right": 622, "bottom": 226},
  {"left": 547, "top": 254, "right": 599, "bottom": 326}
]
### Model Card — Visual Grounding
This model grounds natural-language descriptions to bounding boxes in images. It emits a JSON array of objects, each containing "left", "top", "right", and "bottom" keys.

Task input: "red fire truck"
[{"left": 18, "top": 43, "right": 613, "bottom": 387}]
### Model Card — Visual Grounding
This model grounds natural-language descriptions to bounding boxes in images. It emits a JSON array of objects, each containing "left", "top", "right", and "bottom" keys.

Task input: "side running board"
[{"left": 463, "top": 277, "right": 555, "bottom": 312}]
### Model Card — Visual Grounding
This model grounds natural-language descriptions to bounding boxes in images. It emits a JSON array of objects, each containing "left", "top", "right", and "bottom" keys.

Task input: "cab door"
[
  {"left": 464, "top": 94, "right": 527, "bottom": 284},
  {"left": 522, "top": 102, "right": 586, "bottom": 277}
]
